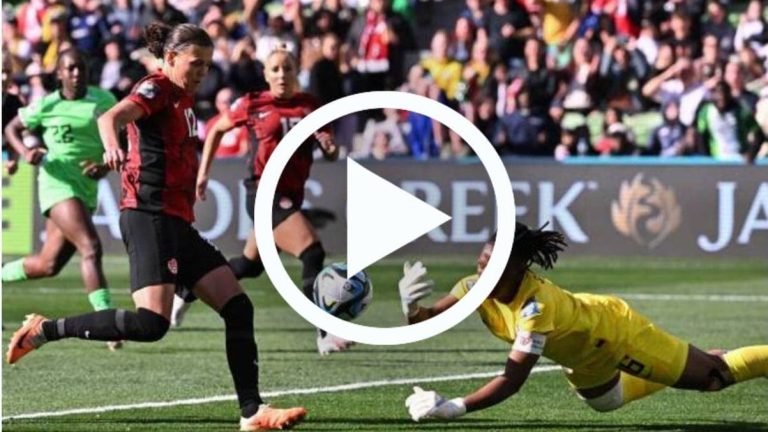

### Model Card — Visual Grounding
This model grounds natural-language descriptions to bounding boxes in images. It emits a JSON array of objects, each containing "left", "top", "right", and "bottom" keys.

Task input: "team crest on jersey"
[
  {"left": 521, "top": 297, "right": 542, "bottom": 318},
  {"left": 137, "top": 81, "right": 158, "bottom": 99},
  {"left": 279, "top": 197, "right": 293, "bottom": 209},
  {"left": 167, "top": 258, "right": 178, "bottom": 275}
]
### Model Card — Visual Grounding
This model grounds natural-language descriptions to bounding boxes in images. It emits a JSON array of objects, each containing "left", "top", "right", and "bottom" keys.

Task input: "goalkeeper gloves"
[
  {"left": 405, "top": 386, "right": 466, "bottom": 421},
  {"left": 398, "top": 261, "right": 434, "bottom": 316}
]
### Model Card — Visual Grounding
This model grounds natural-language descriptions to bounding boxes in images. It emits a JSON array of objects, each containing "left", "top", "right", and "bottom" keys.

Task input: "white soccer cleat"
[
  {"left": 316, "top": 332, "right": 356, "bottom": 356},
  {"left": 171, "top": 295, "right": 192, "bottom": 328},
  {"left": 106, "top": 340, "right": 124, "bottom": 351}
]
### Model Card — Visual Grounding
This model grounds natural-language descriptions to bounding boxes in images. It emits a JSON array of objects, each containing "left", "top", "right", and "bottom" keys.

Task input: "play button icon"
[
  {"left": 346, "top": 158, "right": 451, "bottom": 276},
  {"left": 254, "top": 91, "right": 515, "bottom": 346}
]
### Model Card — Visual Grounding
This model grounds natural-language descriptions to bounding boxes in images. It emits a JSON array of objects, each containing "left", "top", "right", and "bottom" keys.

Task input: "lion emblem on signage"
[{"left": 611, "top": 173, "right": 681, "bottom": 248}]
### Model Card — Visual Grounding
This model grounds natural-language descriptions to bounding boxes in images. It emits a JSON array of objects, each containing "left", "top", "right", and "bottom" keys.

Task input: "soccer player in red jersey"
[
  {"left": 191, "top": 47, "right": 347, "bottom": 355},
  {"left": 6, "top": 23, "right": 307, "bottom": 431}
]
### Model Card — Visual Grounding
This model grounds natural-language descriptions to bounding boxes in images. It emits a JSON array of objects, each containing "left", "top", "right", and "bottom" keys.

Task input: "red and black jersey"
[
  {"left": 121, "top": 72, "right": 200, "bottom": 223},
  {"left": 229, "top": 91, "right": 326, "bottom": 205}
]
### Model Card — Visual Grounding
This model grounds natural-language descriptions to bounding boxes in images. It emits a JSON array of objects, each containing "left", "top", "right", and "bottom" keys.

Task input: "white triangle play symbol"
[{"left": 347, "top": 158, "right": 451, "bottom": 276}]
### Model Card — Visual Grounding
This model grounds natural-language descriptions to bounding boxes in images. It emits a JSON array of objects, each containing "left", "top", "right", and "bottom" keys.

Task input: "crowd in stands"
[{"left": 3, "top": 0, "right": 768, "bottom": 162}]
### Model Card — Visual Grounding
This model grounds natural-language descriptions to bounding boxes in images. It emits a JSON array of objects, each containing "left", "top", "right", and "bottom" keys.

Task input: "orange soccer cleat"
[
  {"left": 7, "top": 314, "right": 48, "bottom": 364},
  {"left": 239, "top": 404, "right": 308, "bottom": 431}
]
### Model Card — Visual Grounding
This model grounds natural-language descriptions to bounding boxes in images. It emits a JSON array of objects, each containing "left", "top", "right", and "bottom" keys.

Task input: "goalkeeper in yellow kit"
[{"left": 401, "top": 222, "right": 768, "bottom": 421}]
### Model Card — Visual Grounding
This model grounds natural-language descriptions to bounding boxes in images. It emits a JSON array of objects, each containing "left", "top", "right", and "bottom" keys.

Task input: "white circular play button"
[{"left": 254, "top": 91, "right": 515, "bottom": 345}]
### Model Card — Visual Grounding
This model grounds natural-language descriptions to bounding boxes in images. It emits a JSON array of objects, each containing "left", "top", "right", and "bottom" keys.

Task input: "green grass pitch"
[{"left": 2, "top": 255, "right": 767, "bottom": 431}]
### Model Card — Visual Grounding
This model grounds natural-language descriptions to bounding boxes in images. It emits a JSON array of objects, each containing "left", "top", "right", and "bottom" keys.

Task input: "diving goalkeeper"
[{"left": 399, "top": 222, "right": 767, "bottom": 421}]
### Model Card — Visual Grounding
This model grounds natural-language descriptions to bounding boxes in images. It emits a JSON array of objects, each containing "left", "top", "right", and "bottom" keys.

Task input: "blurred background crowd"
[{"left": 3, "top": 0, "right": 768, "bottom": 162}]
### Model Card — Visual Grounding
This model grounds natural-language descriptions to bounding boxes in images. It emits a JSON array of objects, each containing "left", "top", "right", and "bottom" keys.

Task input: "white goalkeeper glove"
[
  {"left": 398, "top": 261, "right": 434, "bottom": 317},
  {"left": 405, "top": 386, "right": 466, "bottom": 422}
]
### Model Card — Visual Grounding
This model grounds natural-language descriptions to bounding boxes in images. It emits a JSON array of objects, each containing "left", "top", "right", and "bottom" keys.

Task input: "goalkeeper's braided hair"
[{"left": 512, "top": 222, "right": 567, "bottom": 270}]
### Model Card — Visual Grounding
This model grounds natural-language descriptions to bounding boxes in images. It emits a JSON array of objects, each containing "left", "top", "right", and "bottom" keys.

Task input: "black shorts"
[
  {"left": 119, "top": 209, "right": 228, "bottom": 292},
  {"left": 244, "top": 179, "right": 301, "bottom": 228}
]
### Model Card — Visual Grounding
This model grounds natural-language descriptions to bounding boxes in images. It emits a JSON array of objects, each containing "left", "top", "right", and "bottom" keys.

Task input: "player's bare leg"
[
  {"left": 49, "top": 199, "right": 120, "bottom": 349},
  {"left": 275, "top": 212, "right": 354, "bottom": 355},
  {"left": 6, "top": 218, "right": 76, "bottom": 280},
  {"left": 48, "top": 199, "right": 108, "bottom": 293},
  {"left": 676, "top": 344, "right": 768, "bottom": 390}
]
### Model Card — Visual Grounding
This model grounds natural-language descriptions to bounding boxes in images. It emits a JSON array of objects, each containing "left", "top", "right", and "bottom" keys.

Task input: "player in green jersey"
[{"left": 3, "top": 49, "right": 121, "bottom": 349}]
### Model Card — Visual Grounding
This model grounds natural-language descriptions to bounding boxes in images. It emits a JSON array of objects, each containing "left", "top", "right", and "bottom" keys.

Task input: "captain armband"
[{"left": 512, "top": 330, "right": 547, "bottom": 355}]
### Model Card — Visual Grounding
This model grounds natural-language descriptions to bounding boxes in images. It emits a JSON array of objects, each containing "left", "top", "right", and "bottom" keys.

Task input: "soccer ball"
[{"left": 312, "top": 263, "right": 373, "bottom": 320}]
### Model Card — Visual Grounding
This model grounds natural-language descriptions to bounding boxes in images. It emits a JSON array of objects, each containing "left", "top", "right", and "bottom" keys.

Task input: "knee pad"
[
  {"left": 119, "top": 308, "right": 169, "bottom": 342},
  {"left": 220, "top": 293, "right": 254, "bottom": 336},
  {"left": 228, "top": 256, "right": 265, "bottom": 280},
  {"left": 581, "top": 382, "right": 623, "bottom": 412},
  {"left": 299, "top": 242, "right": 325, "bottom": 297}
]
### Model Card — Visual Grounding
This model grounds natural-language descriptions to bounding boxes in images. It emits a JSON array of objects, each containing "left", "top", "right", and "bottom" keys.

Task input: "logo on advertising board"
[{"left": 611, "top": 173, "right": 681, "bottom": 249}]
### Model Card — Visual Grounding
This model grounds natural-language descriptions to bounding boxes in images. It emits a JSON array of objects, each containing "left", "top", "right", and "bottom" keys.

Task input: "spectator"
[
  {"left": 207, "top": 19, "right": 233, "bottom": 75},
  {"left": 498, "top": 86, "right": 554, "bottom": 156},
  {"left": 95, "top": 38, "right": 144, "bottom": 98},
  {"left": 511, "top": 37, "right": 557, "bottom": 117},
  {"left": 205, "top": 87, "right": 249, "bottom": 159},
  {"left": 646, "top": 100, "right": 698, "bottom": 156},
  {"left": 554, "top": 124, "right": 596, "bottom": 160},
  {"left": 421, "top": 30, "right": 463, "bottom": 105},
  {"left": 737, "top": 44, "right": 766, "bottom": 83},
  {"left": 462, "top": 39, "right": 492, "bottom": 105},
  {"left": 486, "top": 0, "right": 534, "bottom": 65},
  {"left": 459, "top": 0, "right": 487, "bottom": 29},
  {"left": 595, "top": 107, "right": 635, "bottom": 154},
  {"left": 642, "top": 57, "right": 709, "bottom": 126},
  {"left": 255, "top": 12, "right": 300, "bottom": 65},
  {"left": 724, "top": 59, "right": 759, "bottom": 111},
  {"left": 696, "top": 81, "right": 760, "bottom": 161},
  {"left": 734, "top": 0, "right": 768, "bottom": 53},
  {"left": 66, "top": 0, "right": 109, "bottom": 56},
  {"left": 404, "top": 71, "right": 439, "bottom": 159},
  {"left": 360, "top": 108, "right": 408, "bottom": 158},
  {"left": 538, "top": 0, "right": 582, "bottom": 49},
  {"left": 3, "top": 18, "right": 33, "bottom": 69},
  {"left": 472, "top": 95, "right": 501, "bottom": 144},
  {"left": 40, "top": 13, "right": 68, "bottom": 73},
  {"left": 228, "top": 36, "right": 266, "bottom": 94},
  {"left": 346, "top": 0, "right": 414, "bottom": 93},
  {"left": 636, "top": 19, "right": 660, "bottom": 65},
  {"left": 560, "top": 37, "right": 599, "bottom": 113},
  {"left": 694, "top": 34, "right": 723, "bottom": 81},
  {"left": 666, "top": 8, "right": 700, "bottom": 59},
  {"left": 24, "top": 61, "right": 48, "bottom": 105},
  {"left": 598, "top": 35, "right": 649, "bottom": 111},
  {"left": 702, "top": 0, "right": 735, "bottom": 54},
  {"left": 309, "top": 33, "right": 344, "bottom": 106},
  {"left": 599, "top": 122, "right": 638, "bottom": 155},
  {"left": 140, "top": 0, "right": 187, "bottom": 28},
  {"left": 451, "top": 16, "right": 475, "bottom": 64},
  {"left": 107, "top": 0, "right": 142, "bottom": 51}
]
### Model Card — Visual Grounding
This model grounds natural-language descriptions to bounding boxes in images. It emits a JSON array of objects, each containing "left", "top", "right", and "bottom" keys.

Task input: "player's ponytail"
[
  {"left": 512, "top": 222, "right": 567, "bottom": 270},
  {"left": 144, "top": 22, "right": 213, "bottom": 59}
]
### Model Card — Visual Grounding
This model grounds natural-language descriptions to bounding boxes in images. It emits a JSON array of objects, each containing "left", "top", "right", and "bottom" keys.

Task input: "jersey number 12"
[{"left": 184, "top": 108, "right": 198, "bottom": 138}]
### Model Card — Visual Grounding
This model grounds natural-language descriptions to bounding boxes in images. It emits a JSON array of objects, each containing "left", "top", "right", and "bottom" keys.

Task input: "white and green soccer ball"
[{"left": 312, "top": 263, "right": 373, "bottom": 320}]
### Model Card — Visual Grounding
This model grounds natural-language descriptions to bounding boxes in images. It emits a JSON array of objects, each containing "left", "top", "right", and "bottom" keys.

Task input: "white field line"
[
  {"left": 2, "top": 365, "right": 561, "bottom": 421},
  {"left": 620, "top": 293, "right": 768, "bottom": 302},
  {"left": 20, "top": 289, "right": 768, "bottom": 302}
]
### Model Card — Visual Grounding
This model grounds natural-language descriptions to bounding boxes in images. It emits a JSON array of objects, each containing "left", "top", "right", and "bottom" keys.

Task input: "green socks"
[
  {"left": 2, "top": 259, "right": 28, "bottom": 282},
  {"left": 88, "top": 288, "right": 113, "bottom": 311}
]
